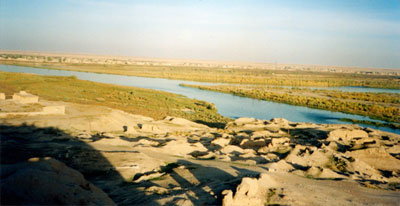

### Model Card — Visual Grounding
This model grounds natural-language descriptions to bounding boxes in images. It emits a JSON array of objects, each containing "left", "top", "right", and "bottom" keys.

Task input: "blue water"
[
  {"left": 250, "top": 85, "right": 400, "bottom": 94},
  {"left": 1, "top": 65, "right": 399, "bottom": 134}
]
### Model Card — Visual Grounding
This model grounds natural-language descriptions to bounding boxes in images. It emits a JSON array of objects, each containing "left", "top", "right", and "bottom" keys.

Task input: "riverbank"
[
  {"left": 1, "top": 56, "right": 400, "bottom": 89},
  {"left": 0, "top": 71, "right": 230, "bottom": 128},
  {"left": 181, "top": 84, "right": 400, "bottom": 124},
  {"left": 2, "top": 65, "right": 399, "bottom": 133}
]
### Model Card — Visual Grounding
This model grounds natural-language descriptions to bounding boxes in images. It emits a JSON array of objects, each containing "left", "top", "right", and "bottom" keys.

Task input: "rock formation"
[
  {"left": 1, "top": 100, "right": 399, "bottom": 205},
  {"left": 1, "top": 157, "right": 115, "bottom": 205}
]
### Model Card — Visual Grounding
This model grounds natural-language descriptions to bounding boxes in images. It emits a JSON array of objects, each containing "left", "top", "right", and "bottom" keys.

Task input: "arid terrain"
[
  {"left": 2, "top": 0, "right": 400, "bottom": 205},
  {"left": 1, "top": 97, "right": 399, "bottom": 205}
]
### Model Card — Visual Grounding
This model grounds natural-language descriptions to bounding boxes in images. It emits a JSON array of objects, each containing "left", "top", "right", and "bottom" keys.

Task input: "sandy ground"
[{"left": 1, "top": 99, "right": 399, "bottom": 205}]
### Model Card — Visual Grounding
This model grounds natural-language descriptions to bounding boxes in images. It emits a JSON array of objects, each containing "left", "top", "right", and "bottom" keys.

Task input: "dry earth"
[{"left": 1, "top": 99, "right": 400, "bottom": 205}]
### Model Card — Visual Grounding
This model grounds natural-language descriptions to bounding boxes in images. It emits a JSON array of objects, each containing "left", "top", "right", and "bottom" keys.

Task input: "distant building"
[{"left": 12, "top": 91, "right": 39, "bottom": 103}]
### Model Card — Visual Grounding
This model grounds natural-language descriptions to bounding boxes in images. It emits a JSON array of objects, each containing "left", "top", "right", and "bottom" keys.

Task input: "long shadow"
[
  {"left": 0, "top": 123, "right": 159, "bottom": 205},
  {"left": 283, "top": 127, "right": 329, "bottom": 147},
  {"left": 194, "top": 120, "right": 226, "bottom": 129},
  {"left": 119, "top": 135, "right": 174, "bottom": 147},
  {"left": 1, "top": 123, "right": 271, "bottom": 205},
  {"left": 163, "top": 159, "right": 261, "bottom": 205}
]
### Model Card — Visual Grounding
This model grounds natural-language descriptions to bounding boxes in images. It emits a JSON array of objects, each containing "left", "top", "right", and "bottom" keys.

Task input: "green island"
[
  {"left": 180, "top": 84, "right": 400, "bottom": 123},
  {"left": 0, "top": 72, "right": 230, "bottom": 128}
]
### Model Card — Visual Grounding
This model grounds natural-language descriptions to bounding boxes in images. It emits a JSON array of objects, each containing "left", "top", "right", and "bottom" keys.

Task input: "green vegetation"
[
  {"left": 181, "top": 84, "right": 400, "bottom": 123},
  {"left": 388, "top": 182, "right": 400, "bottom": 191},
  {"left": 267, "top": 86, "right": 399, "bottom": 104},
  {"left": 339, "top": 118, "right": 400, "bottom": 129},
  {"left": 266, "top": 188, "right": 277, "bottom": 205},
  {"left": 0, "top": 72, "right": 230, "bottom": 128},
  {"left": 319, "top": 89, "right": 399, "bottom": 104},
  {"left": 327, "top": 155, "right": 349, "bottom": 173},
  {"left": 1, "top": 56, "right": 400, "bottom": 89}
]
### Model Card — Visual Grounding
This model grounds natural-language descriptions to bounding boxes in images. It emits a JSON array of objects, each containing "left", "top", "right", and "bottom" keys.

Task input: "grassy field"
[
  {"left": 0, "top": 72, "right": 230, "bottom": 128},
  {"left": 181, "top": 84, "right": 400, "bottom": 123},
  {"left": 1, "top": 59, "right": 400, "bottom": 89},
  {"left": 255, "top": 86, "right": 400, "bottom": 104}
]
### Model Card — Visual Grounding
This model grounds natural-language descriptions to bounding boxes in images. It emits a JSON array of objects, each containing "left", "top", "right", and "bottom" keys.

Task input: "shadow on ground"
[{"left": 0, "top": 124, "right": 257, "bottom": 205}]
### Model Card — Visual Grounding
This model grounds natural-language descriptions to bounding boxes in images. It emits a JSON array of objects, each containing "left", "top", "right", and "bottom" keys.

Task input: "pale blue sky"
[{"left": 1, "top": 0, "right": 399, "bottom": 68}]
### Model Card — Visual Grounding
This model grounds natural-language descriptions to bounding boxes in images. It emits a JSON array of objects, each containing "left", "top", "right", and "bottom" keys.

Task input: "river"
[{"left": 0, "top": 65, "right": 399, "bottom": 134}]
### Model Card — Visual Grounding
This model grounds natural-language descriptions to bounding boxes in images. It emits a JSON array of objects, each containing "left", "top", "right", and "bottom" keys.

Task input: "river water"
[{"left": 1, "top": 65, "right": 399, "bottom": 134}]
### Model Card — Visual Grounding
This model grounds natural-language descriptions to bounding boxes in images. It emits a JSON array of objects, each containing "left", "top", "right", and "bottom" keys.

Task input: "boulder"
[
  {"left": 267, "top": 160, "right": 295, "bottom": 172},
  {"left": 346, "top": 147, "right": 400, "bottom": 171},
  {"left": 261, "top": 153, "right": 280, "bottom": 162},
  {"left": 349, "top": 159, "right": 381, "bottom": 179},
  {"left": 221, "top": 145, "right": 244, "bottom": 155},
  {"left": 271, "top": 137, "right": 290, "bottom": 146},
  {"left": 234, "top": 117, "right": 256, "bottom": 124},
  {"left": 306, "top": 166, "right": 322, "bottom": 177},
  {"left": 222, "top": 174, "right": 277, "bottom": 206},
  {"left": 286, "top": 146, "right": 330, "bottom": 168},
  {"left": 211, "top": 137, "right": 231, "bottom": 147},
  {"left": 285, "top": 145, "right": 310, "bottom": 167},
  {"left": 322, "top": 141, "right": 339, "bottom": 151},
  {"left": 257, "top": 146, "right": 269, "bottom": 154},
  {"left": 327, "top": 129, "right": 368, "bottom": 143},
  {"left": 162, "top": 140, "right": 208, "bottom": 156},
  {"left": 240, "top": 139, "right": 267, "bottom": 149},
  {"left": 163, "top": 116, "right": 208, "bottom": 128},
  {"left": 251, "top": 130, "right": 274, "bottom": 138},
  {"left": 319, "top": 168, "right": 346, "bottom": 179},
  {"left": 1, "top": 157, "right": 115, "bottom": 205},
  {"left": 270, "top": 118, "right": 290, "bottom": 127}
]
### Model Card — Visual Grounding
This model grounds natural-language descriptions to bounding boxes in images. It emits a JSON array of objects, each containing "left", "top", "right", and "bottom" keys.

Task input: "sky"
[{"left": 1, "top": 0, "right": 399, "bottom": 68}]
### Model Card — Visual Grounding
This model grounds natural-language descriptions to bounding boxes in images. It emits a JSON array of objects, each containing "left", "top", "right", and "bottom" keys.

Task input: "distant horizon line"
[{"left": 1, "top": 49, "right": 399, "bottom": 71}]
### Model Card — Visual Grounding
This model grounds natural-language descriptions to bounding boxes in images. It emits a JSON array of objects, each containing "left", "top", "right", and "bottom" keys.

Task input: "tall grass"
[{"left": 0, "top": 72, "right": 230, "bottom": 128}]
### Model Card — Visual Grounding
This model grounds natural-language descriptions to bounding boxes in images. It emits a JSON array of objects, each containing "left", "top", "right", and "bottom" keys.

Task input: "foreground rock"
[
  {"left": 1, "top": 157, "right": 115, "bottom": 205},
  {"left": 1, "top": 100, "right": 399, "bottom": 205},
  {"left": 223, "top": 172, "right": 400, "bottom": 206},
  {"left": 222, "top": 173, "right": 277, "bottom": 206}
]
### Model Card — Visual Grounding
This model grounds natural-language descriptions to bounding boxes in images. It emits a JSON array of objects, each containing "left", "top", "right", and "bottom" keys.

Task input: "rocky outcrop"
[
  {"left": 2, "top": 100, "right": 399, "bottom": 205},
  {"left": 1, "top": 157, "right": 115, "bottom": 205},
  {"left": 222, "top": 174, "right": 277, "bottom": 206},
  {"left": 327, "top": 129, "right": 369, "bottom": 144}
]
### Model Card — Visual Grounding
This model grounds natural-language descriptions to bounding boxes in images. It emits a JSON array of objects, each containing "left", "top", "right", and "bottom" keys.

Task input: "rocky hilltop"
[{"left": 1, "top": 100, "right": 399, "bottom": 205}]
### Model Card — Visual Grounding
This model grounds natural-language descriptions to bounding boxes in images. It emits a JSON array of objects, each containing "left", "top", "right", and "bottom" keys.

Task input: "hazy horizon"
[{"left": 1, "top": 0, "right": 399, "bottom": 69}]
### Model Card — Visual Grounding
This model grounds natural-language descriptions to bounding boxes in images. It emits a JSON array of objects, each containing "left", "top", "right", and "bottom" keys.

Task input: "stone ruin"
[
  {"left": 12, "top": 91, "right": 39, "bottom": 104},
  {"left": 0, "top": 91, "right": 65, "bottom": 117}
]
